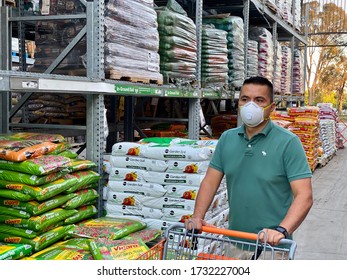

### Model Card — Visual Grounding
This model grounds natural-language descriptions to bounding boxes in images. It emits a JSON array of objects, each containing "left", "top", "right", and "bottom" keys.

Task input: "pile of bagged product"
[
  {"left": 0, "top": 132, "right": 162, "bottom": 260},
  {"left": 103, "top": 137, "right": 230, "bottom": 256}
]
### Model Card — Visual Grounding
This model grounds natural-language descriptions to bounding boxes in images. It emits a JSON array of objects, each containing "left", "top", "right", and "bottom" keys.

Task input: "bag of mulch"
[
  {"left": 63, "top": 205, "right": 98, "bottom": 225},
  {"left": 65, "top": 159, "right": 97, "bottom": 173},
  {"left": 0, "top": 155, "right": 72, "bottom": 176},
  {"left": 22, "top": 237, "right": 93, "bottom": 260},
  {"left": 0, "top": 242, "right": 32, "bottom": 260},
  {"left": 88, "top": 238, "right": 149, "bottom": 260},
  {"left": 63, "top": 170, "right": 101, "bottom": 194},
  {"left": 0, "top": 140, "right": 58, "bottom": 162},
  {"left": 0, "top": 169, "right": 68, "bottom": 186},
  {"left": 28, "top": 208, "right": 78, "bottom": 231},
  {"left": 0, "top": 189, "right": 33, "bottom": 201},
  {"left": 68, "top": 217, "right": 146, "bottom": 240},
  {"left": 62, "top": 189, "right": 99, "bottom": 210}
]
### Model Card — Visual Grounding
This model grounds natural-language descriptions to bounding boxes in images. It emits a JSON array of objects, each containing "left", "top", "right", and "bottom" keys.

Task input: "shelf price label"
[
  {"left": 115, "top": 85, "right": 163, "bottom": 96},
  {"left": 202, "top": 91, "right": 220, "bottom": 98},
  {"left": 165, "top": 89, "right": 182, "bottom": 97}
]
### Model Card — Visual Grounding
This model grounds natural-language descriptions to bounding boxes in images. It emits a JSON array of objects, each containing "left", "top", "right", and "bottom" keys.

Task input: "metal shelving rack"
[{"left": 0, "top": 0, "right": 307, "bottom": 172}]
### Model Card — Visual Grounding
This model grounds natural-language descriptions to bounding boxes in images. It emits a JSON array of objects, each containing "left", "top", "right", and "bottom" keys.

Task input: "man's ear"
[{"left": 270, "top": 102, "right": 276, "bottom": 112}]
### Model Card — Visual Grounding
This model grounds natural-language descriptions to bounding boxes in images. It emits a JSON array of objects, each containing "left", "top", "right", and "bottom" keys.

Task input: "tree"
[
  {"left": 303, "top": 1, "right": 347, "bottom": 108},
  {"left": 320, "top": 52, "right": 347, "bottom": 112}
]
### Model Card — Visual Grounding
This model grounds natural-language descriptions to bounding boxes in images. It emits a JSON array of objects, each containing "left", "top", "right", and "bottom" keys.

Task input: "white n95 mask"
[{"left": 240, "top": 101, "right": 271, "bottom": 127}]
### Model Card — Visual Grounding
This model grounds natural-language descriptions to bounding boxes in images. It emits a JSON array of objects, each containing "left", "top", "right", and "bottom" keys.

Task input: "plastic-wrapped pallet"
[
  {"left": 317, "top": 104, "right": 338, "bottom": 161},
  {"left": 273, "top": 41, "right": 282, "bottom": 93},
  {"left": 203, "top": 16, "right": 245, "bottom": 88},
  {"left": 287, "top": 107, "right": 321, "bottom": 171},
  {"left": 280, "top": 45, "right": 292, "bottom": 94},
  {"left": 249, "top": 27, "right": 274, "bottom": 82},
  {"left": 201, "top": 25, "right": 229, "bottom": 87},
  {"left": 104, "top": 0, "right": 163, "bottom": 83},
  {"left": 156, "top": 0, "right": 197, "bottom": 83},
  {"left": 247, "top": 40, "right": 258, "bottom": 78},
  {"left": 278, "top": 0, "right": 294, "bottom": 26},
  {"left": 32, "top": 0, "right": 86, "bottom": 72},
  {"left": 293, "top": 49, "right": 304, "bottom": 94}
]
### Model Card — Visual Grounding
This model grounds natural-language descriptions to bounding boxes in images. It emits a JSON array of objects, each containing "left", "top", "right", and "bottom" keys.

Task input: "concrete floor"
[{"left": 294, "top": 146, "right": 347, "bottom": 259}]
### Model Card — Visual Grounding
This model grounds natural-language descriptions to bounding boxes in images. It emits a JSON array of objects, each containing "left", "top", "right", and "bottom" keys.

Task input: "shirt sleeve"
[
  {"left": 209, "top": 132, "right": 225, "bottom": 174},
  {"left": 283, "top": 135, "right": 312, "bottom": 182}
]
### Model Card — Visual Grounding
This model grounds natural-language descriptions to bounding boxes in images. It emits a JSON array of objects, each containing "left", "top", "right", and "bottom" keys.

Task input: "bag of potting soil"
[
  {"left": 63, "top": 205, "right": 98, "bottom": 225},
  {"left": 0, "top": 189, "right": 33, "bottom": 201},
  {"left": 0, "top": 242, "right": 32, "bottom": 260},
  {"left": 26, "top": 193, "right": 78, "bottom": 215},
  {"left": 68, "top": 217, "right": 146, "bottom": 240},
  {"left": 0, "top": 169, "right": 68, "bottom": 186},
  {"left": 28, "top": 208, "right": 78, "bottom": 231},
  {"left": 53, "top": 149, "right": 78, "bottom": 159},
  {"left": 88, "top": 238, "right": 149, "bottom": 260},
  {"left": 0, "top": 140, "right": 58, "bottom": 162},
  {"left": 0, "top": 224, "right": 38, "bottom": 239},
  {"left": 0, "top": 155, "right": 72, "bottom": 175},
  {"left": 23, "top": 237, "right": 93, "bottom": 260},
  {"left": 63, "top": 170, "right": 101, "bottom": 194},
  {"left": 10, "top": 132, "right": 65, "bottom": 143},
  {"left": 62, "top": 189, "right": 99, "bottom": 210},
  {"left": 3, "top": 224, "right": 75, "bottom": 252},
  {"left": 0, "top": 174, "right": 79, "bottom": 202},
  {"left": 65, "top": 159, "right": 97, "bottom": 173},
  {"left": 0, "top": 206, "right": 30, "bottom": 218},
  {"left": 123, "top": 228, "right": 162, "bottom": 243}
]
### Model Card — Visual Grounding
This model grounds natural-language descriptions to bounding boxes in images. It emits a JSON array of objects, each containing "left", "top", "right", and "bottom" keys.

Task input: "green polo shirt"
[{"left": 210, "top": 121, "right": 312, "bottom": 235}]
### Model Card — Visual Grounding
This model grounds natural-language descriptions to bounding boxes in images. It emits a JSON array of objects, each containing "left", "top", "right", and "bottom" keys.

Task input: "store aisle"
[{"left": 294, "top": 146, "right": 347, "bottom": 259}]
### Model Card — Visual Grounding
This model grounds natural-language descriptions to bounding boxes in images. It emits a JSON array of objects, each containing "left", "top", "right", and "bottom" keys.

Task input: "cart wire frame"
[{"left": 161, "top": 223, "right": 297, "bottom": 260}]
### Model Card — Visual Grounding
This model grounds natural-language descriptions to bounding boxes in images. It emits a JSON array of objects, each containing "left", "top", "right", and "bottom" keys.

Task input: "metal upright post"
[
  {"left": 243, "top": 0, "right": 250, "bottom": 79},
  {"left": 0, "top": 4, "right": 11, "bottom": 134},
  {"left": 188, "top": 0, "right": 202, "bottom": 140},
  {"left": 85, "top": 0, "right": 105, "bottom": 217}
]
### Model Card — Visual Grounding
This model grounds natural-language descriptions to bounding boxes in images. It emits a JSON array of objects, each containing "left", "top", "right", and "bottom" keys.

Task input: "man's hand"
[{"left": 259, "top": 228, "right": 287, "bottom": 246}]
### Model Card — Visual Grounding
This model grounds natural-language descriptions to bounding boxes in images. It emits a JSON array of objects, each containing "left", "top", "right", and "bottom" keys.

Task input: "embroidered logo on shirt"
[{"left": 262, "top": 151, "right": 267, "bottom": 156}]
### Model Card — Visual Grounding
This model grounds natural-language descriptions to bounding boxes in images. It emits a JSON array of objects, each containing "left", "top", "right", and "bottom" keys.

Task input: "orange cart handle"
[{"left": 201, "top": 226, "right": 259, "bottom": 241}]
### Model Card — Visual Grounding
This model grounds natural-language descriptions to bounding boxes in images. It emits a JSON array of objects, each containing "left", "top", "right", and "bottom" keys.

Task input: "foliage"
[{"left": 303, "top": 1, "right": 347, "bottom": 111}]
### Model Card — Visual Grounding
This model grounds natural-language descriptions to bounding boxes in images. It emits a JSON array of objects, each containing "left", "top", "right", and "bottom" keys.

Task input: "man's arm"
[
  {"left": 186, "top": 167, "right": 224, "bottom": 230},
  {"left": 261, "top": 177, "right": 313, "bottom": 245}
]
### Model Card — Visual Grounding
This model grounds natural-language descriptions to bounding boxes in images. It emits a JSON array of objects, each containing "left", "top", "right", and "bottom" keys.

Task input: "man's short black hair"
[{"left": 242, "top": 76, "right": 274, "bottom": 102}]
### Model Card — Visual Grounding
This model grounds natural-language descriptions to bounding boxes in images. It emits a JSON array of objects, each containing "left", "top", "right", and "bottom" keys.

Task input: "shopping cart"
[{"left": 158, "top": 223, "right": 297, "bottom": 260}]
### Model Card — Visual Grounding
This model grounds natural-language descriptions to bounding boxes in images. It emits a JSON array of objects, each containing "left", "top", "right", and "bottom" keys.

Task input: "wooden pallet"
[
  {"left": 107, "top": 69, "right": 163, "bottom": 85},
  {"left": 5, "top": 0, "right": 16, "bottom": 7}
]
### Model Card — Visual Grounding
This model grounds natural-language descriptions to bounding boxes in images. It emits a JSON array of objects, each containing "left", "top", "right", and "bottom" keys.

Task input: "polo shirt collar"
[{"left": 237, "top": 120, "right": 274, "bottom": 138}]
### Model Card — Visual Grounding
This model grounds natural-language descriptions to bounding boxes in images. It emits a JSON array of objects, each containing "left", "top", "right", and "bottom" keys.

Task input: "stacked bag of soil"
[
  {"left": 203, "top": 15, "right": 245, "bottom": 88},
  {"left": 104, "top": 0, "right": 163, "bottom": 84},
  {"left": 249, "top": 27, "right": 274, "bottom": 83},
  {"left": 156, "top": 0, "right": 197, "bottom": 84},
  {"left": 0, "top": 133, "right": 100, "bottom": 254},
  {"left": 32, "top": 0, "right": 86, "bottom": 72},
  {"left": 201, "top": 25, "right": 229, "bottom": 88},
  {"left": 280, "top": 45, "right": 292, "bottom": 94},
  {"left": 25, "top": 93, "right": 86, "bottom": 125}
]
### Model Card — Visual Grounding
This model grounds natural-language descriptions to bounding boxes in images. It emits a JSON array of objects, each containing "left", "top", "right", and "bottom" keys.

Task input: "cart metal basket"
[{"left": 161, "top": 224, "right": 297, "bottom": 260}]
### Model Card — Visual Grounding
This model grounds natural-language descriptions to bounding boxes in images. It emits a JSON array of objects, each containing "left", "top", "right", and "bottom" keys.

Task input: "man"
[{"left": 187, "top": 76, "right": 313, "bottom": 258}]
